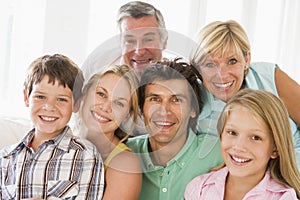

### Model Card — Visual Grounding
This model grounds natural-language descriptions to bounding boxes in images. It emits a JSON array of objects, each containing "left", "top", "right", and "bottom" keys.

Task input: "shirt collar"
[
  {"left": 142, "top": 129, "right": 197, "bottom": 170},
  {"left": 205, "top": 167, "right": 293, "bottom": 196},
  {"left": 3, "top": 126, "right": 71, "bottom": 157},
  {"left": 198, "top": 84, "right": 226, "bottom": 120}
]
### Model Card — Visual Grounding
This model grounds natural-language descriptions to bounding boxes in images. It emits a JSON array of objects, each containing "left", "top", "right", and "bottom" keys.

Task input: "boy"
[{"left": 0, "top": 54, "right": 104, "bottom": 199}]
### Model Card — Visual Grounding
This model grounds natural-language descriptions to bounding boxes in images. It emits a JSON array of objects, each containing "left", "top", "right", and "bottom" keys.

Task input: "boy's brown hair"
[{"left": 23, "top": 54, "right": 84, "bottom": 105}]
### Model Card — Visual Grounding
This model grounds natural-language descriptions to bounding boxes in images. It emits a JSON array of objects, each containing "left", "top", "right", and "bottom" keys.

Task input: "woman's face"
[
  {"left": 199, "top": 48, "right": 250, "bottom": 102},
  {"left": 81, "top": 73, "right": 131, "bottom": 134}
]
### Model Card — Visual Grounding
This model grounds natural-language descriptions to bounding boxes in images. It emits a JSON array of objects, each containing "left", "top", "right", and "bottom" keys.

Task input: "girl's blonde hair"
[
  {"left": 217, "top": 88, "right": 300, "bottom": 197},
  {"left": 191, "top": 20, "right": 251, "bottom": 77},
  {"left": 82, "top": 65, "right": 139, "bottom": 141}
]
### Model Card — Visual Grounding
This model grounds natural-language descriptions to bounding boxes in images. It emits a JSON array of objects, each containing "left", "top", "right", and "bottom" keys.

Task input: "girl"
[{"left": 185, "top": 89, "right": 300, "bottom": 199}]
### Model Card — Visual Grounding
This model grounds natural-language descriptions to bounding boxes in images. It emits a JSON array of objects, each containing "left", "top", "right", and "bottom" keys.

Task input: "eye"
[
  {"left": 143, "top": 37, "right": 155, "bottom": 43},
  {"left": 57, "top": 97, "right": 68, "bottom": 102},
  {"left": 34, "top": 95, "right": 45, "bottom": 100},
  {"left": 149, "top": 96, "right": 161, "bottom": 102},
  {"left": 96, "top": 92, "right": 106, "bottom": 98},
  {"left": 251, "top": 135, "right": 262, "bottom": 141},
  {"left": 204, "top": 62, "right": 215, "bottom": 68},
  {"left": 227, "top": 130, "right": 236, "bottom": 136},
  {"left": 124, "top": 39, "right": 136, "bottom": 46},
  {"left": 228, "top": 58, "right": 237, "bottom": 65},
  {"left": 171, "top": 96, "right": 183, "bottom": 103},
  {"left": 114, "top": 100, "right": 124, "bottom": 108}
]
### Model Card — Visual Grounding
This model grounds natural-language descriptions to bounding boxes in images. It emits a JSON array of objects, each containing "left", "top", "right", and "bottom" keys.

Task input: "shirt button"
[
  {"left": 162, "top": 188, "right": 168, "bottom": 192},
  {"left": 159, "top": 172, "right": 163, "bottom": 176}
]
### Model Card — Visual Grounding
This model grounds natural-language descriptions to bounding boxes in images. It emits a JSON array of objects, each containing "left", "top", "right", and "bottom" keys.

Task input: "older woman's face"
[{"left": 199, "top": 48, "right": 250, "bottom": 102}]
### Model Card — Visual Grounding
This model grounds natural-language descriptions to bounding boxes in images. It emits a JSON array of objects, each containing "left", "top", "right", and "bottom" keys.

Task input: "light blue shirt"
[{"left": 196, "top": 62, "right": 300, "bottom": 170}]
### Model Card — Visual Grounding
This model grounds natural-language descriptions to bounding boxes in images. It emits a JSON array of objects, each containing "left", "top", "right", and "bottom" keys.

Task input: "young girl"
[
  {"left": 78, "top": 65, "right": 142, "bottom": 200},
  {"left": 185, "top": 88, "right": 300, "bottom": 199}
]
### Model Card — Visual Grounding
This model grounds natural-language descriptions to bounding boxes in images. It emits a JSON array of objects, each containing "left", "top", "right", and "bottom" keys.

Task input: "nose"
[
  {"left": 156, "top": 101, "right": 171, "bottom": 116},
  {"left": 232, "top": 135, "right": 247, "bottom": 152},
  {"left": 134, "top": 41, "right": 147, "bottom": 55},
  {"left": 42, "top": 99, "right": 56, "bottom": 111},
  {"left": 216, "top": 63, "right": 229, "bottom": 76},
  {"left": 100, "top": 100, "right": 112, "bottom": 113}
]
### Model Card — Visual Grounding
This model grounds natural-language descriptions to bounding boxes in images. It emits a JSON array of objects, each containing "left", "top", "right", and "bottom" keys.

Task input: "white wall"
[{"left": 0, "top": 0, "right": 299, "bottom": 119}]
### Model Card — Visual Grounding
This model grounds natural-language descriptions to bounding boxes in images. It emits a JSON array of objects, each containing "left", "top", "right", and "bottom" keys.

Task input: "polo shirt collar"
[{"left": 142, "top": 129, "right": 197, "bottom": 170}]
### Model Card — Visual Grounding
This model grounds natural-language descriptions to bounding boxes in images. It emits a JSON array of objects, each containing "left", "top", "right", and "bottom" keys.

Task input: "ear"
[
  {"left": 162, "top": 36, "right": 168, "bottom": 50},
  {"left": 124, "top": 111, "right": 132, "bottom": 121},
  {"left": 245, "top": 51, "right": 251, "bottom": 67},
  {"left": 23, "top": 89, "right": 29, "bottom": 107},
  {"left": 190, "top": 109, "right": 196, "bottom": 118},
  {"left": 73, "top": 97, "right": 82, "bottom": 113},
  {"left": 270, "top": 149, "right": 278, "bottom": 159}
]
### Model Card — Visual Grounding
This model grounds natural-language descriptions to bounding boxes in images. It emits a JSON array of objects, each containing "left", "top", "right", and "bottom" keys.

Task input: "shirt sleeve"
[{"left": 76, "top": 147, "right": 105, "bottom": 200}]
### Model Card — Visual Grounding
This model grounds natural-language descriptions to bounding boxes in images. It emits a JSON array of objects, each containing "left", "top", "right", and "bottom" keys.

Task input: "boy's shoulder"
[{"left": 60, "top": 128, "right": 99, "bottom": 154}]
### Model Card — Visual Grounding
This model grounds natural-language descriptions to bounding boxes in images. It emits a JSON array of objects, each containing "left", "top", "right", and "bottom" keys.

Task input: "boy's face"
[
  {"left": 143, "top": 79, "right": 195, "bottom": 147},
  {"left": 23, "top": 75, "right": 74, "bottom": 138}
]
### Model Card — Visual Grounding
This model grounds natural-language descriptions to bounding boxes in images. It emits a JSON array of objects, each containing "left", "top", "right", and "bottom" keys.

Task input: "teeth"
[
  {"left": 214, "top": 81, "right": 233, "bottom": 88},
  {"left": 92, "top": 111, "right": 109, "bottom": 122},
  {"left": 232, "top": 156, "right": 250, "bottom": 163},
  {"left": 41, "top": 116, "right": 56, "bottom": 121},
  {"left": 134, "top": 59, "right": 151, "bottom": 64},
  {"left": 155, "top": 121, "right": 172, "bottom": 126}
]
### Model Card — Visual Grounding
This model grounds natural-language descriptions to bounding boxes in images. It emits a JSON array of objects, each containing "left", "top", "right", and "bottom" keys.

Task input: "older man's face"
[{"left": 120, "top": 15, "right": 166, "bottom": 78}]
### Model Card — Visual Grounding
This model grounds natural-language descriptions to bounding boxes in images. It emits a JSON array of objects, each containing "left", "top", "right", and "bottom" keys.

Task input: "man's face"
[
  {"left": 120, "top": 15, "right": 166, "bottom": 78},
  {"left": 142, "top": 79, "right": 195, "bottom": 148}
]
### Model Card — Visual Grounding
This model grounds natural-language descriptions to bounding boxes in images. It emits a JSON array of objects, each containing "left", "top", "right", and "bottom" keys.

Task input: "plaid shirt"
[{"left": 0, "top": 126, "right": 104, "bottom": 199}]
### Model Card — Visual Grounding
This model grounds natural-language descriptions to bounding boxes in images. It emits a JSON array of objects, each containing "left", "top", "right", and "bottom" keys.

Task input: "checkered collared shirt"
[{"left": 0, "top": 126, "right": 104, "bottom": 199}]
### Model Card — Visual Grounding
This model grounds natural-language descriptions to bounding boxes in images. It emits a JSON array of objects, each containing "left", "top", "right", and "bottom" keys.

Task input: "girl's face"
[
  {"left": 81, "top": 73, "right": 131, "bottom": 135},
  {"left": 199, "top": 48, "right": 250, "bottom": 102},
  {"left": 221, "top": 104, "right": 277, "bottom": 181}
]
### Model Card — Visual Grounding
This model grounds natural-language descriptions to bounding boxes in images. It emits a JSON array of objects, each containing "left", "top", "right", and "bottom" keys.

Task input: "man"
[
  {"left": 117, "top": 1, "right": 168, "bottom": 78},
  {"left": 126, "top": 58, "right": 223, "bottom": 200}
]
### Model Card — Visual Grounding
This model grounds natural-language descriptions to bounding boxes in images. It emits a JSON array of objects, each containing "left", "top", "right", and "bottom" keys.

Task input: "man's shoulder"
[{"left": 126, "top": 135, "right": 148, "bottom": 152}]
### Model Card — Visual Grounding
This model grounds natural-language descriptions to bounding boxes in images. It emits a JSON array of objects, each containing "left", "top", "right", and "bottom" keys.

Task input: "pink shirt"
[{"left": 185, "top": 167, "right": 298, "bottom": 200}]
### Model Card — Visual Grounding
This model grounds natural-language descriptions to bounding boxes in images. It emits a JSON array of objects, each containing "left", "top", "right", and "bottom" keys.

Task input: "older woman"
[{"left": 191, "top": 20, "right": 300, "bottom": 170}]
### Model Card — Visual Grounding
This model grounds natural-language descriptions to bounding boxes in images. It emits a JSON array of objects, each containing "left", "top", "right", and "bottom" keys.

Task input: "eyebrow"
[
  {"left": 145, "top": 93, "right": 189, "bottom": 100},
  {"left": 124, "top": 32, "right": 157, "bottom": 38}
]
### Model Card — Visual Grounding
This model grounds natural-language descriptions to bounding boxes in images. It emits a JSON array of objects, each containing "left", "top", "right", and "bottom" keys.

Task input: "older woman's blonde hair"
[
  {"left": 191, "top": 20, "right": 251, "bottom": 77},
  {"left": 217, "top": 88, "right": 300, "bottom": 197},
  {"left": 81, "top": 65, "right": 139, "bottom": 141}
]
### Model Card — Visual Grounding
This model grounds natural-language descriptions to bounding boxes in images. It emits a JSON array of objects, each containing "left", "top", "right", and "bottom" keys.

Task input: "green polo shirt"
[{"left": 126, "top": 129, "right": 223, "bottom": 200}]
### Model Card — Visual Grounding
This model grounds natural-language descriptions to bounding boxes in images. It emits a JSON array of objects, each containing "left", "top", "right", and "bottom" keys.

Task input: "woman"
[
  {"left": 191, "top": 20, "right": 300, "bottom": 170},
  {"left": 78, "top": 65, "right": 142, "bottom": 199}
]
